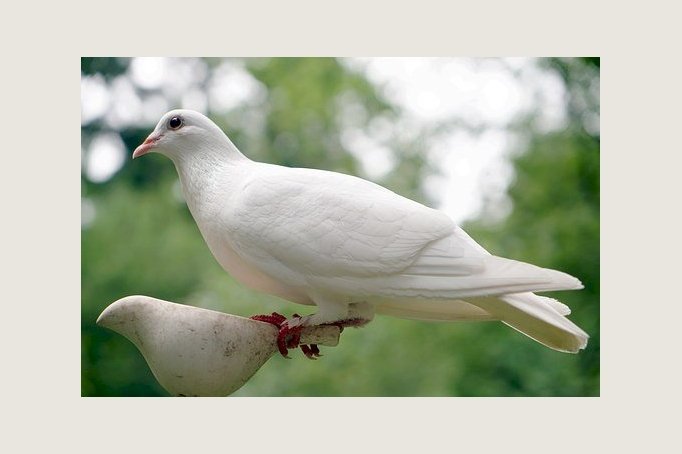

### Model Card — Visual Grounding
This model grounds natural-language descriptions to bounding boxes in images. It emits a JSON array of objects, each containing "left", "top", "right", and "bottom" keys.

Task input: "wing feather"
[{"left": 228, "top": 166, "right": 454, "bottom": 278}]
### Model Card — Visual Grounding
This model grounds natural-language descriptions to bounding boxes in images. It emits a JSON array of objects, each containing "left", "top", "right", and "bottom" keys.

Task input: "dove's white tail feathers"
[
  {"left": 533, "top": 294, "right": 571, "bottom": 316},
  {"left": 374, "top": 292, "right": 587, "bottom": 352},
  {"left": 473, "top": 293, "right": 588, "bottom": 353}
]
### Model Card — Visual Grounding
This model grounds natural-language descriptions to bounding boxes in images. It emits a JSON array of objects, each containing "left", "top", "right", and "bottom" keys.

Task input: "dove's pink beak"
[{"left": 132, "top": 134, "right": 161, "bottom": 159}]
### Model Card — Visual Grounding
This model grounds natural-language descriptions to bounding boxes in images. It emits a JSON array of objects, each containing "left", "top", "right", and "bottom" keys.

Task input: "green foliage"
[
  {"left": 245, "top": 57, "right": 392, "bottom": 172},
  {"left": 463, "top": 129, "right": 600, "bottom": 396},
  {"left": 81, "top": 57, "right": 599, "bottom": 396}
]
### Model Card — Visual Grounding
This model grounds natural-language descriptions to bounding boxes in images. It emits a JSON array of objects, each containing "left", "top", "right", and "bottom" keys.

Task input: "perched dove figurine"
[
  {"left": 96, "top": 296, "right": 340, "bottom": 396},
  {"left": 133, "top": 109, "right": 589, "bottom": 357}
]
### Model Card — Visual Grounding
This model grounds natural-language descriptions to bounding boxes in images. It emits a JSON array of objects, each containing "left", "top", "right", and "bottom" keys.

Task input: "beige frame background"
[{"left": 3, "top": 0, "right": 679, "bottom": 452}]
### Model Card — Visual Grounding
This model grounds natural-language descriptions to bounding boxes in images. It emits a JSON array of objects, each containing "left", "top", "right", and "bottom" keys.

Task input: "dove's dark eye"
[{"left": 168, "top": 116, "right": 183, "bottom": 130}]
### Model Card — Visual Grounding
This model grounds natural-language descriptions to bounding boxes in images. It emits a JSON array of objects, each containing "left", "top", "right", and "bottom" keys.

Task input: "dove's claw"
[
  {"left": 300, "top": 343, "right": 321, "bottom": 359},
  {"left": 277, "top": 324, "right": 294, "bottom": 358},
  {"left": 250, "top": 312, "right": 292, "bottom": 357},
  {"left": 248, "top": 312, "right": 369, "bottom": 359},
  {"left": 250, "top": 312, "right": 327, "bottom": 359},
  {"left": 250, "top": 312, "right": 287, "bottom": 326},
  {"left": 300, "top": 344, "right": 315, "bottom": 359},
  {"left": 281, "top": 317, "right": 320, "bottom": 359}
]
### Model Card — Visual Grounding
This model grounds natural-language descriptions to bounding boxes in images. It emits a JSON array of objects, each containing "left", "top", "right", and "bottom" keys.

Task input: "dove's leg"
[
  {"left": 288, "top": 295, "right": 351, "bottom": 327},
  {"left": 249, "top": 312, "right": 297, "bottom": 357},
  {"left": 284, "top": 300, "right": 374, "bottom": 353},
  {"left": 279, "top": 308, "right": 340, "bottom": 359},
  {"left": 288, "top": 313, "right": 323, "bottom": 359},
  {"left": 250, "top": 312, "right": 322, "bottom": 359},
  {"left": 250, "top": 312, "right": 287, "bottom": 327},
  {"left": 268, "top": 296, "right": 351, "bottom": 359},
  {"left": 319, "top": 302, "right": 374, "bottom": 332},
  {"left": 286, "top": 299, "right": 375, "bottom": 328},
  {"left": 348, "top": 301, "right": 375, "bottom": 323},
  {"left": 253, "top": 299, "right": 374, "bottom": 359}
]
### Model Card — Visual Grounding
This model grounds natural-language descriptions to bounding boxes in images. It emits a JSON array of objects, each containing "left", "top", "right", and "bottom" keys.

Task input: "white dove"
[{"left": 133, "top": 109, "right": 588, "bottom": 357}]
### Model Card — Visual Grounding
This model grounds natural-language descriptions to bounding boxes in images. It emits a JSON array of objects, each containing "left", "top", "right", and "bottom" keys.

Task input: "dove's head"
[
  {"left": 133, "top": 109, "right": 237, "bottom": 162},
  {"left": 96, "top": 295, "right": 159, "bottom": 346}
]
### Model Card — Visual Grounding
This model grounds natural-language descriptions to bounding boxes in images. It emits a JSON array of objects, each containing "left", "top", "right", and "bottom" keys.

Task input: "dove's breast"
[
  {"left": 197, "top": 208, "right": 313, "bottom": 306},
  {"left": 178, "top": 165, "right": 313, "bottom": 306}
]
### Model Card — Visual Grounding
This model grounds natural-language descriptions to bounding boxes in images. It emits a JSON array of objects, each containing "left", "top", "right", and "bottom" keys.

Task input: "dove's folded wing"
[
  {"left": 228, "top": 166, "right": 454, "bottom": 278},
  {"left": 228, "top": 166, "right": 581, "bottom": 299}
]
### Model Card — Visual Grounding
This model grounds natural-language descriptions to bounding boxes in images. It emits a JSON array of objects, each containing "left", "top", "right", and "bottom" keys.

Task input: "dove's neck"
[{"left": 172, "top": 136, "right": 249, "bottom": 220}]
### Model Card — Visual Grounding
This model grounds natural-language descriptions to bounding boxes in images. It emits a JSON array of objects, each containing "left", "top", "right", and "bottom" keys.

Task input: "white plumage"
[{"left": 133, "top": 109, "right": 589, "bottom": 353}]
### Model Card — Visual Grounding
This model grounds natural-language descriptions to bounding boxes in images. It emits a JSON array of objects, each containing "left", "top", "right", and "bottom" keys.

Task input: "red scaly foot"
[
  {"left": 289, "top": 313, "right": 322, "bottom": 359},
  {"left": 250, "top": 312, "right": 321, "bottom": 359}
]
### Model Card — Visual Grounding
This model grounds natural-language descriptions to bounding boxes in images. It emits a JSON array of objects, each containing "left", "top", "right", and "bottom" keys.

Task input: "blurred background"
[{"left": 81, "top": 57, "right": 599, "bottom": 396}]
